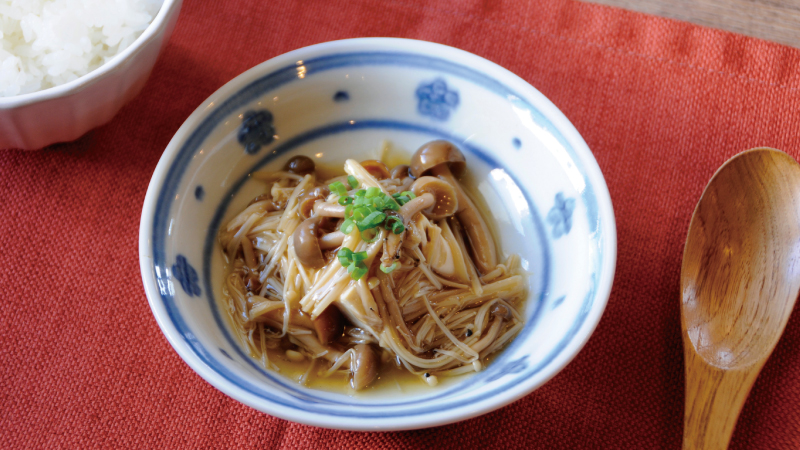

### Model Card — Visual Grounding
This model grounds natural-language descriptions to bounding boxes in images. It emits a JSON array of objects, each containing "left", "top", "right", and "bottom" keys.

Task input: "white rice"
[{"left": 0, "top": 0, "right": 162, "bottom": 97}]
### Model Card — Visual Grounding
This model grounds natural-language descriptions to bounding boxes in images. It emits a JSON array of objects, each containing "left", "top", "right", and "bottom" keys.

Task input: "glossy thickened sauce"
[{"left": 222, "top": 145, "right": 522, "bottom": 396}]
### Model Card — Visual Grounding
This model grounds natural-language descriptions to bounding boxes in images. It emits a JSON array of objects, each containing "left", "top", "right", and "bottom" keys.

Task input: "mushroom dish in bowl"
[{"left": 139, "top": 37, "right": 616, "bottom": 430}]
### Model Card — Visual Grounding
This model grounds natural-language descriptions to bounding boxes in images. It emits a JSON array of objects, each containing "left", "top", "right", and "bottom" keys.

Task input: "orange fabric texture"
[{"left": 3, "top": 0, "right": 800, "bottom": 448}]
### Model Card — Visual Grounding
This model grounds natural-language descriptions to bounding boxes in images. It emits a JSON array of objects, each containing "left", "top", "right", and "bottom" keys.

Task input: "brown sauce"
[{"left": 226, "top": 147, "right": 519, "bottom": 396}]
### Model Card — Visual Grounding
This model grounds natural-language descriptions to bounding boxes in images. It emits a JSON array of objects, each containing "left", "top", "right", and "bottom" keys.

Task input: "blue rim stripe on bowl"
[{"left": 151, "top": 50, "right": 603, "bottom": 419}]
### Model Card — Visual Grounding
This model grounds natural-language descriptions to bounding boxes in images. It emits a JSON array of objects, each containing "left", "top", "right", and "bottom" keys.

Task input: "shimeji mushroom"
[
  {"left": 409, "top": 140, "right": 498, "bottom": 274},
  {"left": 390, "top": 164, "right": 410, "bottom": 180},
  {"left": 289, "top": 335, "right": 379, "bottom": 390},
  {"left": 292, "top": 216, "right": 345, "bottom": 269},
  {"left": 313, "top": 202, "right": 346, "bottom": 218},
  {"left": 284, "top": 155, "right": 316, "bottom": 176},
  {"left": 351, "top": 344, "right": 379, "bottom": 390},
  {"left": 383, "top": 176, "right": 459, "bottom": 264},
  {"left": 253, "top": 304, "right": 345, "bottom": 345},
  {"left": 390, "top": 164, "right": 414, "bottom": 192},
  {"left": 297, "top": 186, "right": 329, "bottom": 219}
]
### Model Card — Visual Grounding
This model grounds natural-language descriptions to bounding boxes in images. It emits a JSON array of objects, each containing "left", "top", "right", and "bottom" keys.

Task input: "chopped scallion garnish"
[
  {"left": 349, "top": 264, "right": 368, "bottom": 280},
  {"left": 334, "top": 185, "right": 418, "bottom": 279},
  {"left": 365, "top": 186, "right": 381, "bottom": 198},
  {"left": 380, "top": 261, "right": 399, "bottom": 274},
  {"left": 337, "top": 248, "right": 369, "bottom": 280},
  {"left": 329, "top": 181, "right": 348, "bottom": 197},
  {"left": 361, "top": 228, "right": 381, "bottom": 243},
  {"left": 340, "top": 219, "right": 355, "bottom": 234},
  {"left": 337, "top": 247, "right": 353, "bottom": 265},
  {"left": 351, "top": 251, "right": 367, "bottom": 264},
  {"left": 357, "top": 211, "right": 386, "bottom": 231}
]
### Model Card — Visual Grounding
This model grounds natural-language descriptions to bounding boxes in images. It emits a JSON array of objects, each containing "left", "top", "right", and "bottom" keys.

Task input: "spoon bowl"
[{"left": 681, "top": 148, "right": 800, "bottom": 449}]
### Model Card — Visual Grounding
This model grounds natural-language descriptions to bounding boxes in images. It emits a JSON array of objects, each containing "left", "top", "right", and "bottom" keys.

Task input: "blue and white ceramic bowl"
[{"left": 139, "top": 38, "right": 616, "bottom": 430}]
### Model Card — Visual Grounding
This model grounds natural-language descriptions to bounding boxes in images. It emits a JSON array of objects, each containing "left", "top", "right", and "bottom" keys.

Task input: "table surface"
[
  {"left": 4, "top": 0, "right": 800, "bottom": 448},
  {"left": 587, "top": 0, "right": 800, "bottom": 49}
]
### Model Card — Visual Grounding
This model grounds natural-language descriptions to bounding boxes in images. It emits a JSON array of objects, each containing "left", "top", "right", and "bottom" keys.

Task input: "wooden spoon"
[{"left": 681, "top": 148, "right": 800, "bottom": 449}]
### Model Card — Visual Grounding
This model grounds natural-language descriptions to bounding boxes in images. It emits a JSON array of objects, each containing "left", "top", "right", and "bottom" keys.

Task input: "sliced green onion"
[
  {"left": 382, "top": 194, "right": 400, "bottom": 210},
  {"left": 365, "top": 186, "right": 381, "bottom": 198},
  {"left": 347, "top": 175, "right": 359, "bottom": 189},
  {"left": 337, "top": 247, "right": 353, "bottom": 264},
  {"left": 349, "top": 264, "right": 368, "bottom": 280},
  {"left": 371, "top": 196, "right": 385, "bottom": 210},
  {"left": 361, "top": 228, "right": 381, "bottom": 243},
  {"left": 340, "top": 219, "right": 355, "bottom": 234},
  {"left": 358, "top": 211, "right": 386, "bottom": 231},
  {"left": 386, "top": 214, "right": 401, "bottom": 226},
  {"left": 345, "top": 204, "right": 354, "bottom": 217},
  {"left": 380, "top": 261, "right": 399, "bottom": 274},
  {"left": 352, "top": 206, "right": 369, "bottom": 222},
  {"left": 338, "top": 196, "right": 353, "bottom": 205},
  {"left": 351, "top": 251, "right": 368, "bottom": 264},
  {"left": 393, "top": 191, "right": 415, "bottom": 206},
  {"left": 329, "top": 181, "right": 348, "bottom": 197},
  {"left": 391, "top": 221, "right": 405, "bottom": 234}
]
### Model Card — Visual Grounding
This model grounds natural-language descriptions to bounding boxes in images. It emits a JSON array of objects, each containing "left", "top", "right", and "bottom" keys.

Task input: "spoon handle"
[{"left": 682, "top": 347, "right": 762, "bottom": 450}]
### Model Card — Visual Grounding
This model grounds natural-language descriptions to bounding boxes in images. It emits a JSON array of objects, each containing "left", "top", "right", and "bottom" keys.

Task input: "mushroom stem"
[
  {"left": 398, "top": 193, "right": 435, "bottom": 220},
  {"left": 383, "top": 193, "right": 435, "bottom": 261},
  {"left": 319, "top": 230, "right": 345, "bottom": 249},
  {"left": 398, "top": 177, "right": 413, "bottom": 192},
  {"left": 432, "top": 167, "right": 497, "bottom": 274},
  {"left": 313, "top": 202, "right": 346, "bottom": 218}
]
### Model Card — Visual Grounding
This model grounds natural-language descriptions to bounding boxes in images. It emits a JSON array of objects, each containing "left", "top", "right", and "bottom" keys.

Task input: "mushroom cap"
[
  {"left": 298, "top": 185, "right": 330, "bottom": 219},
  {"left": 491, "top": 303, "right": 512, "bottom": 320},
  {"left": 390, "top": 164, "right": 410, "bottom": 180},
  {"left": 409, "top": 140, "right": 466, "bottom": 179},
  {"left": 351, "top": 344, "right": 379, "bottom": 390},
  {"left": 313, "top": 305, "right": 345, "bottom": 345},
  {"left": 292, "top": 217, "right": 326, "bottom": 269},
  {"left": 284, "top": 155, "right": 316, "bottom": 176},
  {"left": 409, "top": 176, "right": 459, "bottom": 220},
  {"left": 360, "top": 160, "right": 391, "bottom": 180}
]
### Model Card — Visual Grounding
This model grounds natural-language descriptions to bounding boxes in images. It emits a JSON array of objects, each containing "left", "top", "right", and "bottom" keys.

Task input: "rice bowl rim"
[{"left": 0, "top": 0, "right": 180, "bottom": 108}]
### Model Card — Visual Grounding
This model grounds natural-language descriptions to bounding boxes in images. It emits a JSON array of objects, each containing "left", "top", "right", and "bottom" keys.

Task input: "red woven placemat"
[{"left": 3, "top": 0, "right": 800, "bottom": 448}]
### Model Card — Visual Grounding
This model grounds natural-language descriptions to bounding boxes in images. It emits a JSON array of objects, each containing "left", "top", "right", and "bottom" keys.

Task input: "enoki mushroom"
[{"left": 219, "top": 141, "right": 527, "bottom": 390}]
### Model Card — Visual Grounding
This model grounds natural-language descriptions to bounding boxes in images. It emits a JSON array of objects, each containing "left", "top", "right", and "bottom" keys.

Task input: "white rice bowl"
[{"left": 0, "top": 0, "right": 162, "bottom": 97}]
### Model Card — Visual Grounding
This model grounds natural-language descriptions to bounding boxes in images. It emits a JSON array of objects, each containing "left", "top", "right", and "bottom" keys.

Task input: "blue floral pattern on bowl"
[
  {"left": 141, "top": 42, "right": 617, "bottom": 430},
  {"left": 416, "top": 78, "right": 459, "bottom": 120},
  {"left": 485, "top": 357, "right": 529, "bottom": 382},
  {"left": 333, "top": 91, "right": 350, "bottom": 102},
  {"left": 237, "top": 110, "right": 275, "bottom": 154},
  {"left": 547, "top": 192, "right": 576, "bottom": 238},
  {"left": 172, "top": 254, "right": 201, "bottom": 297}
]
